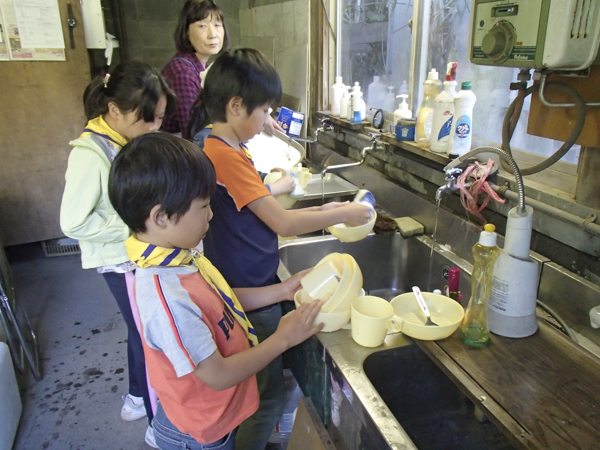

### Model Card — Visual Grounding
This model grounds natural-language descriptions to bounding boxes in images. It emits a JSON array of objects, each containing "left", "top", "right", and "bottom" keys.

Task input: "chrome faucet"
[
  {"left": 288, "top": 118, "right": 334, "bottom": 145},
  {"left": 320, "top": 132, "right": 380, "bottom": 178},
  {"left": 442, "top": 146, "right": 526, "bottom": 214},
  {"left": 435, "top": 167, "right": 464, "bottom": 201}
]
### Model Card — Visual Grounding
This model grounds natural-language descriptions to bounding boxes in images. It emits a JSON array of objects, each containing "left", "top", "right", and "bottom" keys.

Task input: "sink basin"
[
  {"left": 363, "top": 344, "right": 515, "bottom": 449},
  {"left": 291, "top": 173, "right": 358, "bottom": 208},
  {"left": 279, "top": 233, "right": 471, "bottom": 300}
]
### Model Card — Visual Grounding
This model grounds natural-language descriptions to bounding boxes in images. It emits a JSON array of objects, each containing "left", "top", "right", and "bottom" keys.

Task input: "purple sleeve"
[{"left": 161, "top": 58, "right": 202, "bottom": 134}]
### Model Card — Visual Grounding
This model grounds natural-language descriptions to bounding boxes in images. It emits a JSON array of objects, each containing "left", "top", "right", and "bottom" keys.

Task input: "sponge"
[{"left": 394, "top": 217, "right": 425, "bottom": 238}]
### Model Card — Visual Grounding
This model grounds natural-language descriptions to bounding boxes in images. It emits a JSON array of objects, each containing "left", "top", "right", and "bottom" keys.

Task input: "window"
[{"left": 338, "top": 0, "right": 580, "bottom": 168}]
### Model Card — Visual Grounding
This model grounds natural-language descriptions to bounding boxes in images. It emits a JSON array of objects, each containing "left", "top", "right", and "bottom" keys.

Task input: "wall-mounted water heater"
[{"left": 470, "top": 0, "right": 600, "bottom": 70}]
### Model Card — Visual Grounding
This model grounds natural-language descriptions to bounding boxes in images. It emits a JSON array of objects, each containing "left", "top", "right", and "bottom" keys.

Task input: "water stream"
[{"left": 426, "top": 198, "right": 442, "bottom": 291}]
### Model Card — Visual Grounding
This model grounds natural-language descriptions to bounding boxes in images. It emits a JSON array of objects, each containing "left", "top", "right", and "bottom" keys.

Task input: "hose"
[
  {"left": 501, "top": 82, "right": 586, "bottom": 176},
  {"left": 537, "top": 300, "right": 578, "bottom": 343}
]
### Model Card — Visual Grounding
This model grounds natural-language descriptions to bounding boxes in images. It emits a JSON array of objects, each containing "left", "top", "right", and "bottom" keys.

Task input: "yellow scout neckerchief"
[
  {"left": 125, "top": 235, "right": 258, "bottom": 347},
  {"left": 81, "top": 116, "right": 128, "bottom": 149}
]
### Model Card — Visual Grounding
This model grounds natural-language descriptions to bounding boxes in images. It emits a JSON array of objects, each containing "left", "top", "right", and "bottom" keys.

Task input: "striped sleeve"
[{"left": 135, "top": 269, "right": 217, "bottom": 377}]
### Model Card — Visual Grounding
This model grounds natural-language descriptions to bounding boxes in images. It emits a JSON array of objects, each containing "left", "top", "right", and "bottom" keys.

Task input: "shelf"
[{"left": 316, "top": 111, "right": 369, "bottom": 131}]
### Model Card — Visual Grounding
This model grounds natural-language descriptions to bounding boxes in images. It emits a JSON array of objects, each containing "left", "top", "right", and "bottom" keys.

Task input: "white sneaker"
[
  {"left": 120, "top": 394, "right": 147, "bottom": 421},
  {"left": 145, "top": 425, "right": 158, "bottom": 448}
]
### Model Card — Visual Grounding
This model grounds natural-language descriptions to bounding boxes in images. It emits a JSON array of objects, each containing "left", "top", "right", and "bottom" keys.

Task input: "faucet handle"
[{"left": 445, "top": 167, "right": 463, "bottom": 177}]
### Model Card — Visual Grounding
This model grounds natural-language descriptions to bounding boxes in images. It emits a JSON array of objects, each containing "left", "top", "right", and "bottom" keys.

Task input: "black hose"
[{"left": 501, "top": 82, "right": 586, "bottom": 176}]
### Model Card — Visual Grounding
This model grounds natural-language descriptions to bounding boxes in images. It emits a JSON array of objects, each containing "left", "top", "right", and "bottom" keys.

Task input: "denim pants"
[
  {"left": 102, "top": 272, "right": 153, "bottom": 423},
  {"left": 153, "top": 403, "right": 236, "bottom": 450},
  {"left": 235, "top": 303, "right": 286, "bottom": 450}
]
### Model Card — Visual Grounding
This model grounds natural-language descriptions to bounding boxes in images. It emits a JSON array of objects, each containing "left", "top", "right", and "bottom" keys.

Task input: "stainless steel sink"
[
  {"left": 278, "top": 233, "right": 514, "bottom": 449},
  {"left": 363, "top": 344, "right": 515, "bottom": 449}
]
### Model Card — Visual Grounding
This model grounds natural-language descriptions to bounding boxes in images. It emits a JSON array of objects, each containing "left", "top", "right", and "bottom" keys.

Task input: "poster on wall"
[
  {"left": 0, "top": 9, "right": 11, "bottom": 60},
  {"left": 0, "top": 0, "right": 65, "bottom": 61}
]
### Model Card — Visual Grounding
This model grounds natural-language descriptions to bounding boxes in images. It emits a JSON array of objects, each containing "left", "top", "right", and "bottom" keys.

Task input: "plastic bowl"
[
  {"left": 264, "top": 172, "right": 297, "bottom": 209},
  {"left": 294, "top": 288, "right": 365, "bottom": 332},
  {"left": 328, "top": 212, "right": 377, "bottom": 243},
  {"left": 390, "top": 291, "right": 465, "bottom": 341},
  {"left": 327, "top": 254, "right": 363, "bottom": 313}
]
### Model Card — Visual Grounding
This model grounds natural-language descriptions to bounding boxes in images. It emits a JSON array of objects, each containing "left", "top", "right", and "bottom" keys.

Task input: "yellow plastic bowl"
[
  {"left": 390, "top": 291, "right": 464, "bottom": 341},
  {"left": 264, "top": 172, "right": 297, "bottom": 209},
  {"left": 328, "top": 212, "right": 377, "bottom": 243},
  {"left": 294, "top": 288, "right": 365, "bottom": 332},
  {"left": 327, "top": 254, "right": 363, "bottom": 313}
]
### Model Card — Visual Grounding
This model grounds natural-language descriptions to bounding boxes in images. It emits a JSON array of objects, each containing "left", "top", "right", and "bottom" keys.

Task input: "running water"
[{"left": 426, "top": 197, "right": 442, "bottom": 291}]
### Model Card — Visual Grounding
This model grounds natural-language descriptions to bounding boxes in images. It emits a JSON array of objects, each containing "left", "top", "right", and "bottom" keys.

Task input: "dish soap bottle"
[
  {"left": 415, "top": 69, "right": 442, "bottom": 146},
  {"left": 430, "top": 62, "right": 458, "bottom": 154},
  {"left": 460, "top": 224, "right": 499, "bottom": 347},
  {"left": 450, "top": 81, "right": 477, "bottom": 158},
  {"left": 393, "top": 94, "right": 412, "bottom": 125},
  {"left": 331, "top": 76, "right": 345, "bottom": 116}
]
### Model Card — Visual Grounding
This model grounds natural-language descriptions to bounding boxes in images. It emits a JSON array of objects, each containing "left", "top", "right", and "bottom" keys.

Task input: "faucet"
[
  {"left": 442, "top": 146, "right": 526, "bottom": 214},
  {"left": 320, "top": 132, "right": 380, "bottom": 178},
  {"left": 435, "top": 167, "right": 464, "bottom": 201},
  {"left": 288, "top": 117, "right": 334, "bottom": 145}
]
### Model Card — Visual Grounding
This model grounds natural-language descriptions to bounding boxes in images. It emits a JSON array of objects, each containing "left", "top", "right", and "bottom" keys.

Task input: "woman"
[{"left": 161, "top": 0, "right": 228, "bottom": 135}]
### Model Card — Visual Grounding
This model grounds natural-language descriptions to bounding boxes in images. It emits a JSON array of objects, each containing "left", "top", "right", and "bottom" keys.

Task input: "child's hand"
[
  {"left": 320, "top": 201, "right": 349, "bottom": 211},
  {"left": 270, "top": 167, "right": 285, "bottom": 173},
  {"left": 265, "top": 115, "right": 285, "bottom": 133},
  {"left": 343, "top": 202, "right": 374, "bottom": 227},
  {"left": 281, "top": 268, "right": 313, "bottom": 301},
  {"left": 269, "top": 175, "right": 296, "bottom": 196},
  {"left": 276, "top": 301, "right": 324, "bottom": 348}
]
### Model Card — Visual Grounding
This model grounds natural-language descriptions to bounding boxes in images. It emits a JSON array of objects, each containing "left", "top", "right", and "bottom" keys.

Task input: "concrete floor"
[
  {"left": 7, "top": 243, "right": 150, "bottom": 450},
  {"left": 6, "top": 243, "right": 289, "bottom": 450}
]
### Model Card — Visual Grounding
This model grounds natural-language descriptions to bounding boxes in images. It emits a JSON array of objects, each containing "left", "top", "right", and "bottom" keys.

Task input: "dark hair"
[
  {"left": 174, "top": 0, "right": 229, "bottom": 54},
  {"left": 185, "top": 48, "right": 282, "bottom": 140},
  {"left": 84, "top": 61, "right": 176, "bottom": 122},
  {"left": 109, "top": 133, "right": 216, "bottom": 234}
]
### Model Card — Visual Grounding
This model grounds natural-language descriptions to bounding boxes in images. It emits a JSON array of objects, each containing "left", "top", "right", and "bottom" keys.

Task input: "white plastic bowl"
[{"left": 294, "top": 288, "right": 365, "bottom": 332}]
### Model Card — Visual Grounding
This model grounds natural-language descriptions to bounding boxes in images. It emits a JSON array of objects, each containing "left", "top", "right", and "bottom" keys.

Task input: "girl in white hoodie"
[{"left": 60, "top": 61, "right": 175, "bottom": 447}]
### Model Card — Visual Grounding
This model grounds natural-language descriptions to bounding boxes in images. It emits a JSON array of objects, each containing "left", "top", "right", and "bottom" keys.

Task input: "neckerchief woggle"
[{"left": 125, "top": 235, "right": 258, "bottom": 347}]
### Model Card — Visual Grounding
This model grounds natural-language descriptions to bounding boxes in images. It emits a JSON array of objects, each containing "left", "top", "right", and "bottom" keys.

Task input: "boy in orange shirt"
[{"left": 108, "top": 132, "right": 322, "bottom": 449}]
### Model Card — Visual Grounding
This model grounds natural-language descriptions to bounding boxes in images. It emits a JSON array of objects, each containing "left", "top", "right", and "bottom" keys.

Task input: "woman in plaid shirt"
[{"left": 161, "top": 0, "right": 229, "bottom": 135}]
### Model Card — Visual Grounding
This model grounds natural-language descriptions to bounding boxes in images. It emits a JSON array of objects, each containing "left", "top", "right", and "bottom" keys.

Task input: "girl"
[
  {"left": 188, "top": 48, "right": 373, "bottom": 450},
  {"left": 60, "top": 61, "right": 175, "bottom": 448}
]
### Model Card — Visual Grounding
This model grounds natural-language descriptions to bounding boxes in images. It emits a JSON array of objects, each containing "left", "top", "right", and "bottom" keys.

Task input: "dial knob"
[{"left": 481, "top": 21, "right": 516, "bottom": 63}]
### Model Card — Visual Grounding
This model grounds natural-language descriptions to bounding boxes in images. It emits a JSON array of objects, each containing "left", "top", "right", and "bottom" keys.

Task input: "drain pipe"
[{"left": 491, "top": 184, "right": 600, "bottom": 237}]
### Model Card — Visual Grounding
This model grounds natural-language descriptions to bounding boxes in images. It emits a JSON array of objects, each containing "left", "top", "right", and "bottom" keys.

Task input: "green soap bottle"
[{"left": 461, "top": 224, "right": 499, "bottom": 347}]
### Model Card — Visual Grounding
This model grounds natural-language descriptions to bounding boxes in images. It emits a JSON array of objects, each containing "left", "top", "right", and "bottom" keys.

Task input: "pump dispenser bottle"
[
  {"left": 393, "top": 94, "right": 412, "bottom": 124},
  {"left": 415, "top": 69, "right": 442, "bottom": 146},
  {"left": 460, "top": 224, "right": 499, "bottom": 347},
  {"left": 331, "top": 76, "right": 345, "bottom": 116}
]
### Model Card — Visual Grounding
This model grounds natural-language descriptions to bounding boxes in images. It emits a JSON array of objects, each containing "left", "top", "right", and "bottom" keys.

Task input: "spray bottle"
[
  {"left": 460, "top": 224, "right": 499, "bottom": 347},
  {"left": 339, "top": 86, "right": 351, "bottom": 119},
  {"left": 415, "top": 68, "right": 442, "bottom": 146},
  {"left": 350, "top": 82, "right": 362, "bottom": 123},
  {"left": 430, "top": 62, "right": 458, "bottom": 154}
]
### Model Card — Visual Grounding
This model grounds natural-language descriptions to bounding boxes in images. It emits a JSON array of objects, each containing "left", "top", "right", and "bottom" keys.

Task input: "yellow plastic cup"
[{"left": 351, "top": 296, "right": 402, "bottom": 347}]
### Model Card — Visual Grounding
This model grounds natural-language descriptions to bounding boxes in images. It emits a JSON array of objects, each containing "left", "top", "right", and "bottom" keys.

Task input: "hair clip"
[
  {"left": 103, "top": 73, "right": 110, "bottom": 88},
  {"left": 199, "top": 63, "right": 212, "bottom": 89}
]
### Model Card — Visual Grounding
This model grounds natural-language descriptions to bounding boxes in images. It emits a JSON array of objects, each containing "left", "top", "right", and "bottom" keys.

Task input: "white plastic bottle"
[
  {"left": 359, "top": 91, "right": 366, "bottom": 121},
  {"left": 367, "top": 75, "right": 386, "bottom": 109},
  {"left": 430, "top": 62, "right": 458, "bottom": 154},
  {"left": 393, "top": 94, "right": 412, "bottom": 124},
  {"left": 450, "top": 81, "right": 477, "bottom": 158},
  {"left": 350, "top": 82, "right": 362, "bottom": 123},
  {"left": 330, "top": 76, "right": 345, "bottom": 116},
  {"left": 384, "top": 86, "right": 396, "bottom": 112},
  {"left": 339, "top": 86, "right": 351, "bottom": 119},
  {"left": 415, "top": 69, "right": 442, "bottom": 146}
]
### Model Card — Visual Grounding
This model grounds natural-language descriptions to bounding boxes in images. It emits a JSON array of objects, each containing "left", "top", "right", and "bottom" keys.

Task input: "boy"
[
  {"left": 190, "top": 48, "right": 373, "bottom": 450},
  {"left": 108, "top": 132, "right": 323, "bottom": 449}
]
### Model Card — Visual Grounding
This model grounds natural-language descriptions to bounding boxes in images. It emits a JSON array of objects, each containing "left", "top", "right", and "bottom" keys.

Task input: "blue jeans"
[
  {"left": 235, "top": 303, "right": 286, "bottom": 450},
  {"left": 153, "top": 403, "right": 236, "bottom": 450},
  {"left": 102, "top": 272, "right": 153, "bottom": 423}
]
